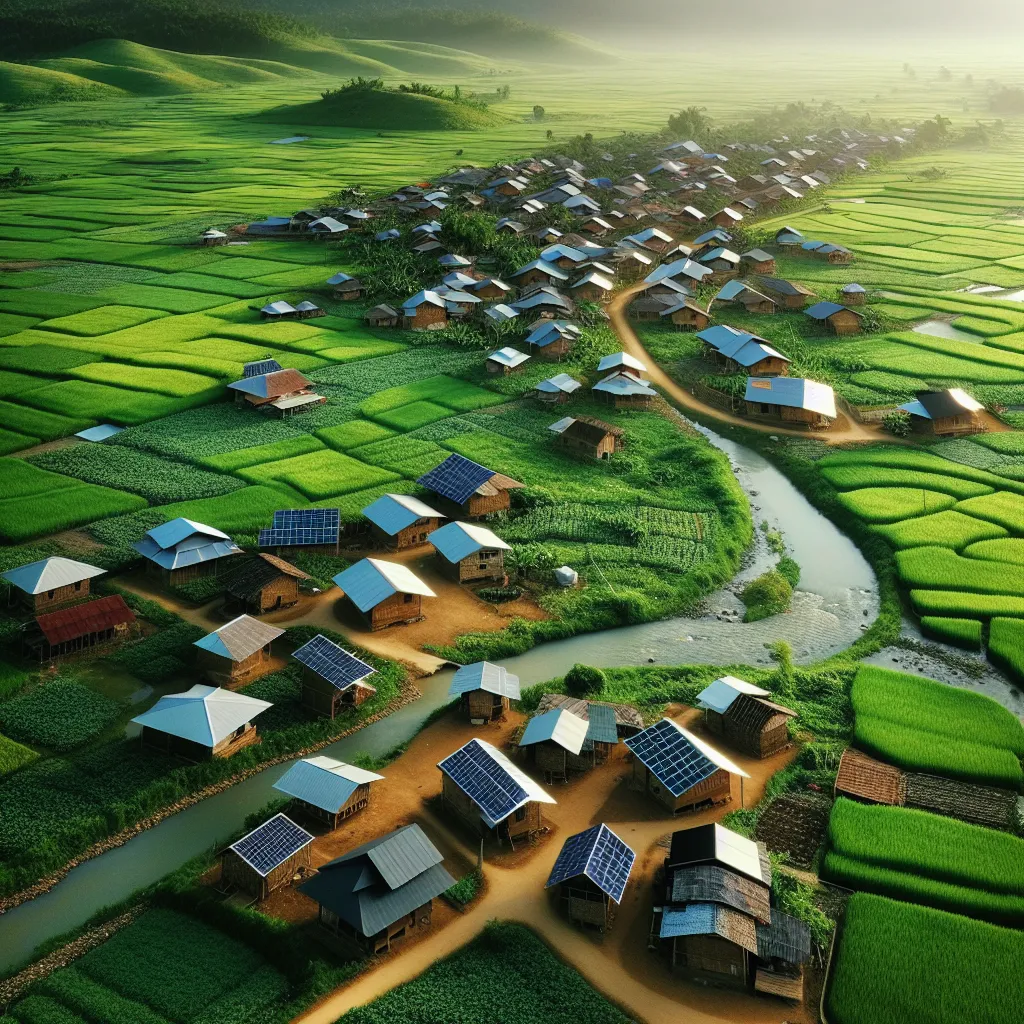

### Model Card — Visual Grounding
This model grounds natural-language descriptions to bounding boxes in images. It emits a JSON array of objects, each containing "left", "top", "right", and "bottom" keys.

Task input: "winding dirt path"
[
  {"left": 291, "top": 707, "right": 809, "bottom": 1024},
  {"left": 607, "top": 283, "right": 879, "bottom": 444}
]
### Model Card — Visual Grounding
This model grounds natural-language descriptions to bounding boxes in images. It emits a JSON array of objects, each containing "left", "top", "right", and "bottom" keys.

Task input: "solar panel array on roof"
[
  {"left": 546, "top": 823, "right": 635, "bottom": 903},
  {"left": 244, "top": 358, "right": 283, "bottom": 378},
  {"left": 625, "top": 719, "right": 742, "bottom": 797},
  {"left": 418, "top": 454, "right": 496, "bottom": 505},
  {"left": 229, "top": 813, "right": 313, "bottom": 877},
  {"left": 440, "top": 740, "right": 527, "bottom": 826},
  {"left": 259, "top": 508, "right": 340, "bottom": 548},
  {"left": 292, "top": 634, "right": 375, "bottom": 691}
]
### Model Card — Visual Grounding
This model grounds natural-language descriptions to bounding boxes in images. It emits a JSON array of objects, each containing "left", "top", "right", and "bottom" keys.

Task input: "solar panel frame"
[
  {"left": 438, "top": 740, "right": 528, "bottom": 827},
  {"left": 229, "top": 813, "right": 313, "bottom": 877},
  {"left": 292, "top": 634, "right": 375, "bottom": 691},
  {"left": 417, "top": 454, "right": 495, "bottom": 505},
  {"left": 259, "top": 508, "right": 340, "bottom": 548},
  {"left": 244, "top": 358, "right": 284, "bottom": 378},
  {"left": 546, "top": 823, "right": 635, "bottom": 902},
  {"left": 624, "top": 719, "right": 717, "bottom": 797}
]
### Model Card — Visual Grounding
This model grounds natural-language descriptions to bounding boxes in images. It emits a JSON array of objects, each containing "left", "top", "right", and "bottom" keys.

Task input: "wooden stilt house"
[
  {"left": 273, "top": 755, "right": 384, "bottom": 829},
  {"left": 293, "top": 633, "right": 377, "bottom": 717},
  {"left": 221, "top": 813, "right": 313, "bottom": 900},
  {"left": 448, "top": 661, "right": 521, "bottom": 723},
  {"left": 546, "top": 823, "right": 635, "bottom": 930}
]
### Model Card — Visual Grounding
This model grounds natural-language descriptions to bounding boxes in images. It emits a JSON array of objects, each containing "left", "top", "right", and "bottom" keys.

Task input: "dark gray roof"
[
  {"left": 670, "top": 864, "right": 771, "bottom": 923},
  {"left": 755, "top": 910, "right": 812, "bottom": 964},
  {"left": 299, "top": 824, "right": 455, "bottom": 938}
]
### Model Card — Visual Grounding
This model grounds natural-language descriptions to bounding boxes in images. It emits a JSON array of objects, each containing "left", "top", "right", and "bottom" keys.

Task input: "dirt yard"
[{"left": 271, "top": 703, "right": 810, "bottom": 1024}]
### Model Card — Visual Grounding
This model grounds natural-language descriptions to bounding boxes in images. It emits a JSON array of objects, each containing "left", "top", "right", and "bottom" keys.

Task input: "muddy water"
[
  {"left": 0, "top": 422, "right": 878, "bottom": 970},
  {"left": 912, "top": 319, "right": 983, "bottom": 344}
]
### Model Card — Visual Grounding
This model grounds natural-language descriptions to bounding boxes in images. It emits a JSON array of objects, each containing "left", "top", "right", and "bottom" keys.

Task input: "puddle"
[{"left": 912, "top": 319, "right": 981, "bottom": 344}]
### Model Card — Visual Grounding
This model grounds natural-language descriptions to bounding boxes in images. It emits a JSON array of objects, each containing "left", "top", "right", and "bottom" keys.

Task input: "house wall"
[
  {"left": 28, "top": 623, "right": 130, "bottom": 663},
  {"left": 250, "top": 575, "right": 300, "bottom": 613},
  {"left": 535, "top": 336, "right": 574, "bottom": 360},
  {"left": 558, "top": 431, "right": 617, "bottom": 460},
  {"left": 361, "top": 591, "right": 424, "bottom": 630},
  {"left": 600, "top": 393, "right": 653, "bottom": 411},
  {"left": 633, "top": 761, "right": 732, "bottom": 813},
  {"left": 669, "top": 310, "right": 709, "bottom": 330},
  {"left": 464, "top": 690, "right": 508, "bottom": 722},
  {"left": 672, "top": 934, "right": 748, "bottom": 985},
  {"left": 371, "top": 518, "right": 439, "bottom": 551},
  {"left": 825, "top": 310, "right": 861, "bottom": 335},
  {"left": 767, "top": 292, "right": 807, "bottom": 309},
  {"left": 517, "top": 269, "right": 558, "bottom": 287},
  {"left": 301, "top": 668, "right": 374, "bottom": 718},
  {"left": 441, "top": 772, "right": 488, "bottom": 834},
  {"left": 533, "top": 740, "right": 569, "bottom": 781},
  {"left": 466, "top": 491, "right": 510, "bottom": 517},
  {"left": 741, "top": 299, "right": 777, "bottom": 315},
  {"left": 742, "top": 259, "right": 776, "bottom": 274},
  {"left": 473, "top": 283, "right": 507, "bottom": 299},
  {"left": 141, "top": 723, "right": 259, "bottom": 761},
  {"left": 197, "top": 646, "right": 274, "bottom": 690},
  {"left": 21, "top": 579, "right": 92, "bottom": 613},
  {"left": 923, "top": 412, "right": 984, "bottom": 437},
  {"left": 560, "top": 878, "right": 609, "bottom": 927},
  {"left": 744, "top": 401, "right": 833, "bottom": 429},
  {"left": 438, "top": 548, "right": 505, "bottom": 583},
  {"left": 295, "top": 784, "right": 372, "bottom": 828},
  {"left": 741, "top": 357, "right": 789, "bottom": 377},
  {"left": 504, "top": 800, "right": 543, "bottom": 842},
  {"left": 406, "top": 305, "right": 447, "bottom": 331},
  {"left": 222, "top": 845, "right": 310, "bottom": 900},
  {"left": 571, "top": 284, "right": 608, "bottom": 302}
]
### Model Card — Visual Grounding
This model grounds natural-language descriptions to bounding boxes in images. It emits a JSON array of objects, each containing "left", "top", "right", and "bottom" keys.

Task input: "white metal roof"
[
  {"left": 131, "top": 684, "right": 272, "bottom": 746},
  {"left": 598, "top": 351, "right": 647, "bottom": 374},
  {"left": 448, "top": 661, "right": 521, "bottom": 700},
  {"left": 2, "top": 556, "right": 106, "bottom": 595},
  {"left": 362, "top": 493, "right": 445, "bottom": 535},
  {"left": 519, "top": 708, "right": 589, "bottom": 755},
  {"left": 273, "top": 756, "right": 384, "bottom": 814},
  {"left": 430, "top": 521, "right": 510, "bottom": 564},
  {"left": 193, "top": 615, "right": 285, "bottom": 662},
  {"left": 697, "top": 676, "right": 772, "bottom": 715},
  {"left": 487, "top": 347, "right": 530, "bottom": 368}
]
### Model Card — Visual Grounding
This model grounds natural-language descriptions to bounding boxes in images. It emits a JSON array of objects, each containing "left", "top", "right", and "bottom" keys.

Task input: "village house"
[
  {"left": 536, "top": 692, "right": 644, "bottom": 739},
  {"left": 774, "top": 226, "right": 805, "bottom": 247},
  {"left": 364, "top": 303, "right": 401, "bottom": 328},
  {"left": 258, "top": 508, "right": 340, "bottom": 557},
  {"left": 200, "top": 228, "right": 228, "bottom": 246},
  {"left": 293, "top": 632, "right": 377, "bottom": 716},
  {"left": 3, "top": 556, "right": 106, "bottom": 614},
  {"left": 227, "top": 367, "right": 325, "bottom": 417},
  {"left": 661, "top": 299, "right": 711, "bottom": 331},
  {"left": 295, "top": 300, "right": 326, "bottom": 319},
  {"left": 735, "top": 289, "right": 777, "bottom": 315},
  {"left": 740, "top": 249, "right": 776, "bottom": 275},
  {"left": 401, "top": 290, "right": 448, "bottom": 331},
  {"left": 430, "top": 521, "right": 510, "bottom": 583},
  {"left": 624, "top": 227, "right": 674, "bottom": 253},
  {"left": 569, "top": 271, "right": 614, "bottom": 302},
  {"left": 470, "top": 277, "right": 512, "bottom": 300},
  {"left": 899, "top": 388, "right": 986, "bottom": 436},
  {"left": 327, "top": 272, "right": 364, "bottom": 300},
  {"left": 221, "top": 553, "right": 310, "bottom": 615},
  {"left": 483, "top": 303, "right": 519, "bottom": 328},
  {"left": 710, "top": 208, "right": 743, "bottom": 229},
  {"left": 438, "top": 737, "right": 556, "bottom": 845},
  {"left": 629, "top": 295, "right": 675, "bottom": 321},
  {"left": 134, "top": 518, "right": 242, "bottom": 587},
  {"left": 448, "top": 661, "right": 520, "bottom": 723},
  {"left": 496, "top": 217, "right": 526, "bottom": 235},
  {"left": 132, "top": 684, "right": 271, "bottom": 760},
  {"left": 593, "top": 370, "right": 658, "bottom": 410},
  {"left": 614, "top": 250, "right": 654, "bottom": 281},
  {"left": 525, "top": 319, "right": 580, "bottom": 359},
  {"left": 375, "top": 228, "right": 401, "bottom": 242},
  {"left": 549, "top": 415, "right": 624, "bottom": 460},
  {"left": 512, "top": 287, "right": 574, "bottom": 319},
  {"left": 300, "top": 824, "right": 455, "bottom": 954},
  {"left": 804, "top": 301, "right": 864, "bottom": 335},
  {"left": 697, "top": 326, "right": 791, "bottom": 377},
  {"left": 418, "top": 453, "right": 524, "bottom": 517},
  {"left": 439, "top": 289, "right": 481, "bottom": 318},
  {"left": 580, "top": 215, "right": 613, "bottom": 236},
  {"left": 274, "top": 755, "right": 385, "bottom": 829},
  {"left": 23, "top": 594, "right": 136, "bottom": 663},
  {"left": 624, "top": 718, "right": 750, "bottom": 814},
  {"left": 485, "top": 346, "right": 531, "bottom": 374},
  {"left": 840, "top": 282, "right": 867, "bottom": 305},
  {"left": 443, "top": 271, "right": 479, "bottom": 291},
  {"left": 534, "top": 372, "right": 582, "bottom": 404},
  {"left": 339, "top": 208, "right": 373, "bottom": 228},
  {"left": 438, "top": 253, "right": 474, "bottom": 270},
  {"left": 758, "top": 278, "right": 815, "bottom": 309},
  {"left": 810, "top": 242, "right": 852, "bottom": 264},
  {"left": 510, "top": 259, "right": 569, "bottom": 289},
  {"left": 539, "top": 243, "right": 591, "bottom": 269},
  {"left": 333, "top": 558, "right": 436, "bottom": 631},
  {"left": 362, "top": 493, "right": 445, "bottom": 550},
  {"left": 744, "top": 377, "right": 837, "bottom": 429},
  {"left": 194, "top": 615, "right": 284, "bottom": 689},
  {"left": 697, "top": 676, "right": 797, "bottom": 758},
  {"left": 519, "top": 707, "right": 590, "bottom": 782},
  {"left": 546, "top": 824, "right": 635, "bottom": 930},
  {"left": 701, "top": 248, "right": 741, "bottom": 278},
  {"left": 221, "top": 813, "right": 313, "bottom": 901},
  {"left": 646, "top": 258, "right": 714, "bottom": 289},
  {"left": 308, "top": 216, "right": 348, "bottom": 237}
]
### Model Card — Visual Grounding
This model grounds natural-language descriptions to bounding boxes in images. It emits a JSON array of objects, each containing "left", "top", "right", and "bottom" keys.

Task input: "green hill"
[{"left": 260, "top": 84, "right": 513, "bottom": 130}]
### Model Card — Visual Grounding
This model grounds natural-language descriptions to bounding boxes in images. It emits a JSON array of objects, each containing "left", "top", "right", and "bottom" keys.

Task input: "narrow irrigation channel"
[{"left": 0, "top": 424, "right": 878, "bottom": 972}]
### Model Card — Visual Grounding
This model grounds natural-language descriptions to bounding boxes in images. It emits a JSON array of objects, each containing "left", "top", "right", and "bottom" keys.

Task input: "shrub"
[
  {"left": 740, "top": 569, "right": 793, "bottom": 622},
  {"left": 110, "top": 622, "right": 205, "bottom": 683},
  {"left": 0, "top": 679, "right": 122, "bottom": 751},
  {"left": 919, "top": 615, "right": 982, "bottom": 650},
  {"left": 775, "top": 556, "right": 801, "bottom": 589},
  {"left": 564, "top": 664, "right": 604, "bottom": 697},
  {"left": 0, "top": 732, "right": 38, "bottom": 777},
  {"left": 989, "top": 617, "right": 1024, "bottom": 682},
  {"left": 881, "top": 409, "right": 911, "bottom": 437},
  {"left": 171, "top": 575, "right": 224, "bottom": 604}
]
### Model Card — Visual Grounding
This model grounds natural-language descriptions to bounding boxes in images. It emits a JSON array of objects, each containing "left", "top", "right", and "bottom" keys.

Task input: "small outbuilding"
[
  {"left": 660, "top": 299, "right": 711, "bottom": 331},
  {"left": 133, "top": 518, "right": 241, "bottom": 587},
  {"left": 430, "top": 521, "right": 510, "bottom": 583},
  {"left": 624, "top": 719, "right": 750, "bottom": 813},
  {"left": 804, "top": 301, "right": 863, "bottom": 336},
  {"left": 899, "top": 388, "right": 986, "bottom": 437},
  {"left": 418, "top": 453, "right": 524, "bottom": 517},
  {"left": 840, "top": 282, "right": 867, "bottom": 305},
  {"left": 834, "top": 747, "right": 906, "bottom": 806},
  {"left": 549, "top": 415, "right": 624, "bottom": 459},
  {"left": 24, "top": 594, "right": 136, "bottom": 663},
  {"left": 519, "top": 707, "right": 591, "bottom": 782},
  {"left": 327, "top": 272, "right": 364, "bottom": 300},
  {"left": 485, "top": 347, "right": 531, "bottom": 375},
  {"left": 333, "top": 558, "right": 436, "bottom": 630},
  {"left": 194, "top": 614, "right": 284, "bottom": 688},
  {"left": 740, "top": 249, "right": 776, "bottom": 274},
  {"left": 697, "top": 676, "right": 797, "bottom": 758},
  {"left": 131, "top": 684, "right": 271, "bottom": 760},
  {"left": 438, "top": 737, "right": 556, "bottom": 845},
  {"left": 525, "top": 320, "right": 580, "bottom": 360},
  {"left": 273, "top": 755, "right": 385, "bottom": 828},
  {"left": 759, "top": 278, "right": 815, "bottom": 309},
  {"left": 593, "top": 371, "right": 657, "bottom": 410},
  {"left": 362, "top": 493, "right": 445, "bottom": 550},
  {"left": 3, "top": 556, "right": 106, "bottom": 614},
  {"left": 534, "top": 373, "right": 582, "bottom": 404},
  {"left": 200, "top": 228, "right": 228, "bottom": 246},
  {"left": 221, "top": 813, "right": 313, "bottom": 901},
  {"left": 364, "top": 304, "right": 401, "bottom": 328},
  {"left": 293, "top": 633, "right": 377, "bottom": 717},
  {"left": 536, "top": 693, "right": 644, "bottom": 739},
  {"left": 299, "top": 824, "right": 455, "bottom": 954},
  {"left": 221, "top": 553, "right": 310, "bottom": 614},
  {"left": 401, "top": 290, "right": 448, "bottom": 331},
  {"left": 546, "top": 823, "right": 635, "bottom": 930},
  {"left": 448, "top": 661, "right": 521, "bottom": 723}
]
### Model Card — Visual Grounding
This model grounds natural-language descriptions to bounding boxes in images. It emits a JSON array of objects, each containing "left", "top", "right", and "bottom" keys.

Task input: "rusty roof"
[{"left": 35, "top": 595, "right": 135, "bottom": 645}]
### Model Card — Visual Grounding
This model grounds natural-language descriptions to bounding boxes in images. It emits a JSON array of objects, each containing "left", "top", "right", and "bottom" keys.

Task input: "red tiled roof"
[{"left": 36, "top": 595, "right": 135, "bottom": 645}]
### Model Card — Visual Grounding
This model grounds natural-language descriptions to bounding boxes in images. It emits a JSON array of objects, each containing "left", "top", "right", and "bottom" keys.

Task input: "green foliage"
[
  {"left": 819, "top": 462, "right": 993, "bottom": 499},
  {"left": 288, "top": 551, "right": 348, "bottom": 591},
  {"left": 989, "top": 617, "right": 1024, "bottom": 682},
  {"left": 0, "top": 679, "right": 121, "bottom": 751},
  {"left": 563, "top": 663, "right": 604, "bottom": 698},
  {"left": 36, "top": 967, "right": 172, "bottom": 1024},
  {"left": 316, "top": 420, "right": 394, "bottom": 451},
  {"left": 171, "top": 574, "right": 224, "bottom": 604},
  {"left": 238, "top": 449, "right": 399, "bottom": 499},
  {"left": 881, "top": 409, "right": 911, "bottom": 437},
  {"left": 109, "top": 622, "right": 205, "bottom": 683},
  {"left": 896, "top": 545, "right": 1024, "bottom": 597},
  {"left": 443, "top": 869, "right": 481, "bottom": 906},
  {"left": 740, "top": 569, "right": 793, "bottom": 622},
  {"left": 0, "top": 731, "right": 39, "bottom": 777},
  {"left": 873, "top": 509, "right": 1007, "bottom": 550},
  {"left": 68, "top": 362, "right": 219, "bottom": 397},
  {"left": 200, "top": 434, "right": 325, "bottom": 472},
  {"left": 775, "top": 555, "right": 800, "bottom": 588},
  {"left": 955, "top": 490, "right": 1024, "bottom": 532},
  {"left": 0, "top": 482, "right": 147, "bottom": 542},
  {"left": 337, "top": 921, "right": 631, "bottom": 1024},
  {"left": 836, "top": 486, "right": 954, "bottom": 522},
  {"left": 827, "top": 893, "right": 1024, "bottom": 1024},
  {"left": 919, "top": 615, "right": 982, "bottom": 650}
]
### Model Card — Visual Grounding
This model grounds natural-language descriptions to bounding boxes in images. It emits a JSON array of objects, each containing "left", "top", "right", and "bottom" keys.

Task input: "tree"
[
  {"left": 882, "top": 409, "right": 912, "bottom": 437},
  {"left": 545, "top": 129, "right": 553, "bottom": 140},
  {"left": 667, "top": 105, "right": 712, "bottom": 139},
  {"left": 563, "top": 664, "right": 604, "bottom": 698},
  {"left": 533, "top": 104, "right": 545, "bottom": 120}
]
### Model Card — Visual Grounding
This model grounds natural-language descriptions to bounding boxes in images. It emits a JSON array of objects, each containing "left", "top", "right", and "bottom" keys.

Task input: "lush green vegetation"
[
  {"left": 827, "top": 893, "right": 1024, "bottom": 1024},
  {"left": 336, "top": 922, "right": 631, "bottom": 1024},
  {"left": 0, "top": 731, "right": 38, "bottom": 777},
  {"left": 739, "top": 568, "right": 793, "bottom": 622},
  {"left": 919, "top": 614, "right": 982, "bottom": 650},
  {"left": 989, "top": 616, "right": 1024, "bottom": 682},
  {"left": 0, "top": 678, "right": 122, "bottom": 751}
]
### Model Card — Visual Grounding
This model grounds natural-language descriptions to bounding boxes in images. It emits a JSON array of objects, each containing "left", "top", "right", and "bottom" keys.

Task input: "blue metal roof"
[
  {"left": 584, "top": 703, "right": 619, "bottom": 745},
  {"left": 134, "top": 519, "right": 239, "bottom": 571},
  {"left": 744, "top": 377, "right": 836, "bottom": 418},
  {"left": 448, "top": 661, "right": 520, "bottom": 700},
  {"left": 660, "top": 902, "right": 719, "bottom": 939},
  {"left": 2, "top": 556, "right": 105, "bottom": 595},
  {"left": 131, "top": 684, "right": 271, "bottom": 746},
  {"left": 361, "top": 494, "right": 444, "bottom": 536},
  {"left": 511, "top": 258, "right": 569, "bottom": 281},
  {"left": 520, "top": 708, "right": 589, "bottom": 754},
  {"left": 333, "top": 558, "right": 435, "bottom": 612},
  {"left": 805, "top": 301, "right": 847, "bottom": 320},
  {"left": 693, "top": 229, "right": 731, "bottom": 245},
  {"left": 430, "top": 521, "right": 509, "bottom": 564},
  {"left": 273, "top": 755, "right": 384, "bottom": 813},
  {"left": 75, "top": 424, "right": 123, "bottom": 442},
  {"left": 546, "top": 823, "right": 635, "bottom": 902}
]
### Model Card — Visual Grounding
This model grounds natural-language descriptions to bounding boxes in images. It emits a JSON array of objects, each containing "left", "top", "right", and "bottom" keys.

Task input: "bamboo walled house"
[
  {"left": 220, "top": 553, "right": 310, "bottom": 614},
  {"left": 194, "top": 615, "right": 284, "bottom": 688},
  {"left": 221, "top": 813, "right": 313, "bottom": 901},
  {"left": 418, "top": 454, "right": 524, "bottom": 518},
  {"left": 362, "top": 493, "right": 445, "bottom": 550},
  {"left": 429, "top": 521, "right": 510, "bottom": 583},
  {"left": 273, "top": 755, "right": 385, "bottom": 829},
  {"left": 546, "top": 823, "right": 635, "bottom": 930},
  {"left": 24, "top": 594, "right": 136, "bottom": 663},
  {"left": 2, "top": 556, "right": 106, "bottom": 614},
  {"left": 696, "top": 677, "right": 797, "bottom": 758},
  {"left": 133, "top": 518, "right": 241, "bottom": 587},
  {"left": 332, "top": 558, "right": 436, "bottom": 631},
  {"left": 448, "top": 661, "right": 521, "bottom": 723},
  {"left": 293, "top": 633, "right": 377, "bottom": 717}
]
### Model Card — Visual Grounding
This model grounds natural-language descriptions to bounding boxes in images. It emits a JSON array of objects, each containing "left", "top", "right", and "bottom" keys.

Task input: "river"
[{"left": 0, "top": 421, "right": 878, "bottom": 970}]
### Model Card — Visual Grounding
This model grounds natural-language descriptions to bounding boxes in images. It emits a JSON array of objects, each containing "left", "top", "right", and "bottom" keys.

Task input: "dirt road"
[
  {"left": 292, "top": 706, "right": 809, "bottom": 1024},
  {"left": 607, "top": 283, "right": 880, "bottom": 444}
]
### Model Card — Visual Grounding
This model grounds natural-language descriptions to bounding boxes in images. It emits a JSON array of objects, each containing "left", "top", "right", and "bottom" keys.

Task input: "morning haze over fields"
[{"left": 0, "top": 3, "right": 1021, "bottom": 1024}]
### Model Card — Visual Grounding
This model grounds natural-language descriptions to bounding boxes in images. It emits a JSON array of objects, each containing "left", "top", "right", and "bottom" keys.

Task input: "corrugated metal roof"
[
  {"left": 147, "top": 518, "right": 228, "bottom": 550},
  {"left": 593, "top": 372, "right": 657, "bottom": 398},
  {"left": 362, "top": 494, "right": 444, "bottom": 536},
  {"left": 194, "top": 614, "right": 284, "bottom": 662},
  {"left": 448, "top": 661, "right": 520, "bottom": 699},
  {"left": 430, "top": 521, "right": 509, "bottom": 564},
  {"left": 333, "top": 558, "right": 436, "bottom": 612},
  {"left": 645, "top": 258, "right": 713, "bottom": 285},
  {"left": 35, "top": 594, "right": 134, "bottom": 645},
  {"left": 597, "top": 351, "right": 647, "bottom": 373},
  {"left": 487, "top": 347, "right": 530, "bottom": 368},
  {"left": 511, "top": 259, "right": 569, "bottom": 281},
  {"left": 3, "top": 556, "right": 105, "bottom": 595},
  {"left": 660, "top": 902, "right": 758, "bottom": 952},
  {"left": 744, "top": 377, "right": 836, "bottom": 418},
  {"left": 520, "top": 708, "right": 589, "bottom": 755},
  {"left": 697, "top": 676, "right": 772, "bottom": 714},
  {"left": 273, "top": 755, "right": 384, "bottom": 813},
  {"left": 756, "top": 909, "right": 812, "bottom": 963},
  {"left": 402, "top": 289, "right": 445, "bottom": 310},
  {"left": 131, "top": 684, "right": 271, "bottom": 746},
  {"left": 536, "top": 374, "right": 581, "bottom": 395}
]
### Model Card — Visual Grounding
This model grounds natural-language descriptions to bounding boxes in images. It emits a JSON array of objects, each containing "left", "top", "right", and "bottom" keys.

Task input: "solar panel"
[
  {"left": 292, "top": 634, "right": 375, "bottom": 691},
  {"left": 258, "top": 508, "right": 339, "bottom": 548},
  {"left": 546, "top": 823, "right": 635, "bottom": 903},
  {"left": 417, "top": 454, "right": 495, "bottom": 505},
  {"left": 624, "top": 719, "right": 717, "bottom": 797},
  {"left": 438, "top": 740, "right": 527, "bottom": 827},
  {"left": 229, "top": 813, "right": 313, "bottom": 877},
  {"left": 244, "top": 358, "right": 283, "bottom": 378},
  {"left": 584, "top": 704, "right": 618, "bottom": 745}
]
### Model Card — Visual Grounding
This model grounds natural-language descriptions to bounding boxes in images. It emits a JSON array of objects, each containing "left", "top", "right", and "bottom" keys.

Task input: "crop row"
[
  {"left": 0, "top": 680, "right": 122, "bottom": 752},
  {"left": 836, "top": 486, "right": 953, "bottom": 523},
  {"left": 895, "top": 545, "right": 1024, "bottom": 597}
]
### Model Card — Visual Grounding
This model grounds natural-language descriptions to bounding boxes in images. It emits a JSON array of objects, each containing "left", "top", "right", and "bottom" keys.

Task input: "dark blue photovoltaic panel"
[
  {"left": 546, "top": 824, "right": 634, "bottom": 902},
  {"left": 417, "top": 454, "right": 495, "bottom": 505},
  {"left": 229, "top": 813, "right": 313, "bottom": 877},
  {"left": 258, "top": 508, "right": 340, "bottom": 548},
  {"left": 292, "top": 634, "right": 374, "bottom": 691},
  {"left": 624, "top": 720, "right": 716, "bottom": 797},
  {"left": 244, "top": 358, "right": 283, "bottom": 378},
  {"left": 438, "top": 739, "right": 526, "bottom": 827}
]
